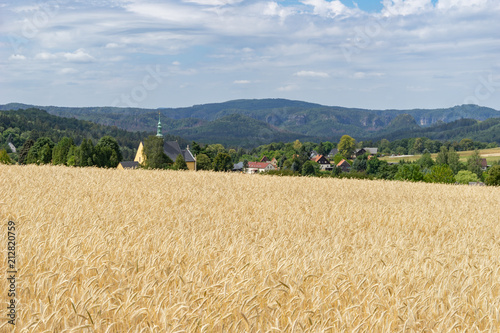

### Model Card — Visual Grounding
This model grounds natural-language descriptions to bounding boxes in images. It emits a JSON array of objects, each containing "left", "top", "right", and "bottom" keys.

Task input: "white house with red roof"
[{"left": 247, "top": 162, "right": 276, "bottom": 174}]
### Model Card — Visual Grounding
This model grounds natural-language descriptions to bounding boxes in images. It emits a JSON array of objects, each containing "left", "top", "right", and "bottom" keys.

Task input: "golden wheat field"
[{"left": 1, "top": 165, "right": 500, "bottom": 332}]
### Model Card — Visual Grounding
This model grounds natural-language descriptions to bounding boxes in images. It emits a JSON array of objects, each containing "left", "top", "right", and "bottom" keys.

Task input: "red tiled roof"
[
  {"left": 312, "top": 155, "right": 329, "bottom": 163},
  {"left": 311, "top": 155, "right": 322, "bottom": 163},
  {"left": 248, "top": 162, "right": 272, "bottom": 169},
  {"left": 337, "top": 159, "right": 350, "bottom": 167}
]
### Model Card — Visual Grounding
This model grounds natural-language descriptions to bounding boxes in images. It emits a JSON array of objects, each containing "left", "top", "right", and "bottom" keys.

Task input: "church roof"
[
  {"left": 163, "top": 141, "right": 182, "bottom": 161},
  {"left": 163, "top": 141, "right": 195, "bottom": 162},
  {"left": 182, "top": 148, "right": 196, "bottom": 163},
  {"left": 119, "top": 161, "right": 139, "bottom": 169}
]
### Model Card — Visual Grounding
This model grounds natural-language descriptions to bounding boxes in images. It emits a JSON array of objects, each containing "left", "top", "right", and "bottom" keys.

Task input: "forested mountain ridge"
[
  {"left": 0, "top": 108, "right": 187, "bottom": 160},
  {"left": 2, "top": 100, "right": 499, "bottom": 146}
]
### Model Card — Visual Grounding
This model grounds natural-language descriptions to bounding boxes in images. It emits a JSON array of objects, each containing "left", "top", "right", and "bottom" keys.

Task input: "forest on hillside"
[{"left": 0, "top": 108, "right": 187, "bottom": 160}]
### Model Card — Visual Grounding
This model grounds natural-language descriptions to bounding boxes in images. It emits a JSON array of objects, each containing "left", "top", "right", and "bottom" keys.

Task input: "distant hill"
[
  {"left": 371, "top": 118, "right": 500, "bottom": 143},
  {"left": 168, "top": 113, "right": 313, "bottom": 147},
  {"left": 0, "top": 108, "right": 187, "bottom": 160},
  {"left": 2, "top": 100, "right": 500, "bottom": 146}
]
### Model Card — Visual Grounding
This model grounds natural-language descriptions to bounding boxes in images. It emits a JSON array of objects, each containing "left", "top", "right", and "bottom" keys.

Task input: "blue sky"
[{"left": 1, "top": 0, "right": 500, "bottom": 110}]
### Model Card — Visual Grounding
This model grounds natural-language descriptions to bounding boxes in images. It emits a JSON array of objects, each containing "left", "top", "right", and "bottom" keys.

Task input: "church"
[{"left": 119, "top": 114, "right": 196, "bottom": 170}]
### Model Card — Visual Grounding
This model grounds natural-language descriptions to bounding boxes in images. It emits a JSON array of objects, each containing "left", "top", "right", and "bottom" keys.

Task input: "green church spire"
[{"left": 156, "top": 111, "right": 163, "bottom": 138}]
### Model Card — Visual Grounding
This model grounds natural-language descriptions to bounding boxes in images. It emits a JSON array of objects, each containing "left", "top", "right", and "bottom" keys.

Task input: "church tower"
[{"left": 156, "top": 112, "right": 163, "bottom": 138}]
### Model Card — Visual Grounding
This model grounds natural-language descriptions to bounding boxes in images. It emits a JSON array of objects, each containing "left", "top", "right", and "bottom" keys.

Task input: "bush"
[
  {"left": 0, "top": 149, "right": 12, "bottom": 165},
  {"left": 213, "top": 153, "right": 233, "bottom": 172},
  {"left": 485, "top": 165, "right": 500, "bottom": 186},
  {"left": 395, "top": 164, "right": 424, "bottom": 182},
  {"left": 302, "top": 161, "right": 319, "bottom": 176},
  {"left": 173, "top": 154, "right": 188, "bottom": 170},
  {"left": 196, "top": 153, "right": 212, "bottom": 171},
  {"left": 455, "top": 170, "right": 479, "bottom": 184},
  {"left": 424, "top": 164, "right": 455, "bottom": 184}
]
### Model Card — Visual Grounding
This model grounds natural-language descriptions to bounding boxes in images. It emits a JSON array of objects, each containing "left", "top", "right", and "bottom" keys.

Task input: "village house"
[
  {"left": 337, "top": 159, "right": 351, "bottom": 172},
  {"left": 480, "top": 158, "right": 489, "bottom": 171},
  {"left": 232, "top": 161, "right": 244, "bottom": 172},
  {"left": 355, "top": 147, "right": 378, "bottom": 157},
  {"left": 311, "top": 154, "right": 331, "bottom": 170},
  {"left": 327, "top": 148, "right": 339, "bottom": 158},
  {"left": 246, "top": 162, "right": 276, "bottom": 174}
]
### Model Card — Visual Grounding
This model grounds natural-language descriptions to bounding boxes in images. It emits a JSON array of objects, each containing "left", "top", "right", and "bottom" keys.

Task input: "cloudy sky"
[{"left": 1, "top": 0, "right": 500, "bottom": 109}]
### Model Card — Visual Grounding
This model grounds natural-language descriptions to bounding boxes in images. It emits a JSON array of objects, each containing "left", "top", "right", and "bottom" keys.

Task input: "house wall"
[
  {"left": 319, "top": 164, "right": 330, "bottom": 170},
  {"left": 187, "top": 161, "right": 196, "bottom": 171},
  {"left": 246, "top": 167, "right": 259, "bottom": 174},
  {"left": 117, "top": 163, "right": 124, "bottom": 170},
  {"left": 134, "top": 142, "right": 144, "bottom": 164}
]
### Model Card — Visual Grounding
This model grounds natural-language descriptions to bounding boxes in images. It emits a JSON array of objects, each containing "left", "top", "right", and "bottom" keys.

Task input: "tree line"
[
  {"left": 1, "top": 135, "right": 123, "bottom": 168},
  {"left": 1, "top": 129, "right": 498, "bottom": 186}
]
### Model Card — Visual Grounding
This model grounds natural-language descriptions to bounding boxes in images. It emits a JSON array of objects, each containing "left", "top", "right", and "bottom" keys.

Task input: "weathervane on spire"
[{"left": 156, "top": 111, "right": 163, "bottom": 138}]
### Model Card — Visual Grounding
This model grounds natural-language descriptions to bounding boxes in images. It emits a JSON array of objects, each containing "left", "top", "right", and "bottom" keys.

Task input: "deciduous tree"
[
  {"left": 173, "top": 154, "right": 188, "bottom": 170},
  {"left": 424, "top": 165, "right": 455, "bottom": 184},
  {"left": 213, "top": 152, "right": 233, "bottom": 172},
  {"left": 395, "top": 164, "right": 424, "bottom": 182},
  {"left": 485, "top": 165, "right": 500, "bottom": 186},
  {"left": 302, "top": 161, "right": 319, "bottom": 176},
  {"left": 467, "top": 150, "right": 483, "bottom": 178},
  {"left": 52, "top": 137, "right": 75, "bottom": 165},
  {"left": 196, "top": 153, "right": 211, "bottom": 171},
  {"left": 25, "top": 137, "right": 55, "bottom": 165},
  {"left": 0, "top": 149, "right": 12, "bottom": 165},
  {"left": 18, "top": 139, "right": 34, "bottom": 165},
  {"left": 338, "top": 135, "right": 356, "bottom": 158},
  {"left": 143, "top": 136, "right": 172, "bottom": 169},
  {"left": 455, "top": 170, "right": 479, "bottom": 184}
]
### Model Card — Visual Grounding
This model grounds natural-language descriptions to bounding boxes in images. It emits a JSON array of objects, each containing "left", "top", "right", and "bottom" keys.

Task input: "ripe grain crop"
[{"left": 1, "top": 165, "right": 500, "bottom": 332}]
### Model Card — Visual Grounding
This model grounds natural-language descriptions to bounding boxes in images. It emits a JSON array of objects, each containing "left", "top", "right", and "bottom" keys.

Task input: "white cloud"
[
  {"left": 35, "top": 52, "right": 58, "bottom": 60},
  {"left": 109, "top": 56, "right": 124, "bottom": 62},
  {"left": 105, "top": 43, "right": 121, "bottom": 48},
  {"left": 353, "top": 72, "right": 385, "bottom": 79},
  {"left": 436, "top": 0, "right": 490, "bottom": 10},
  {"left": 63, "top": 49, "right": 95, "bottom": 63},
  {"left": 9, "top": 54, "right": 26, "bottom": 60},
  {"left": 59, "top": 68, "right": 78, "bottom": 75},
  {"left": 182, "top": 0, "right": 243, "bottom": 5},
  {"left": 407, "top": 85, "right": 431, "bottom": 92},
  {"left": 382, "top": 0, "right": 433, "bottom": 16},
  {"left": 262, "top": 2, "right": 295, "bottom": 18},
  {"left": 34, "top": 49, "right": 95, "bottom": 63},
  {"left": 1, "top": 0, "right": 500, "bottom": 109},
  {"left": 294, "top": 70, "right": 329, "bottom": 78},
  {"left": 277, "top": 84, "right": 299, "bottom": 92},
  {"left": 301, "top": 0, "right": 353, "bottom": 17}
]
